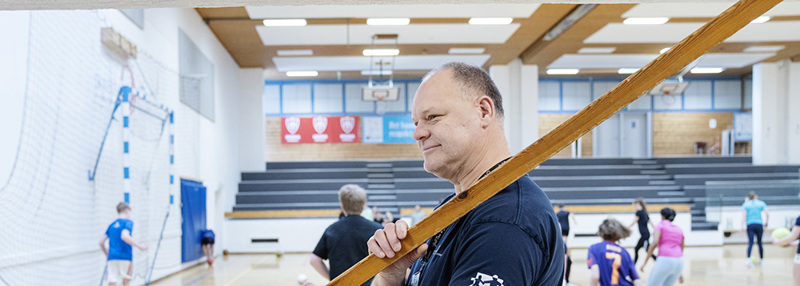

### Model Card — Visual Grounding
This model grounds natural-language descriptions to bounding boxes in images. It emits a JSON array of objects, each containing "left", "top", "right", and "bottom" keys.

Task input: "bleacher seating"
[{"left": 232, "top": 156, "right": 800, "bottom": 231}]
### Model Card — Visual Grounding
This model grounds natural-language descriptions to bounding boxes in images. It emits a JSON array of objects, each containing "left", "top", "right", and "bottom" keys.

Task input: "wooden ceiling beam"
[{"left": 520, "top": 4, "right": 636, "bottom": 75}]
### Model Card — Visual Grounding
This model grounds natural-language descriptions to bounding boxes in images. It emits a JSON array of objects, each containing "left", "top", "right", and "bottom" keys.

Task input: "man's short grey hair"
[
  {"left": 339, "top": 184, "right": 367, "bottom": 215},
  {"left": 423, "top": 62, "right": 504, "bottom": 117}
]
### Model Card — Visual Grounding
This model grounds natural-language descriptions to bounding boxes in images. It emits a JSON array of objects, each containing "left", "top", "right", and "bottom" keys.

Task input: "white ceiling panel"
[
  {"left": 256, "top": 23, "right": 520, "bottom": 46},
  {"left": 273, "top": 55, "right": 491, "bottom": 72},
  {"left": 246, "top": 4, "right": 539, "bottom": 19},
  {"left": 584, "top": 21, "right": 800, "bottom": 44},
  {"left": 548, "top": 53, "right": 775, "bottom": 69},
  {"left": 622, "top": 2, "right": 800, "bottom": 18}
]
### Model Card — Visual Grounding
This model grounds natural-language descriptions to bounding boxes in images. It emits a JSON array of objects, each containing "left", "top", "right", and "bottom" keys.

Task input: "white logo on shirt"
[
  {"left": 469, "top": 272, "right": 505, "bottom": 286},
  {"left": 113, "top": 222, "right": 120, "bottom": 228}
]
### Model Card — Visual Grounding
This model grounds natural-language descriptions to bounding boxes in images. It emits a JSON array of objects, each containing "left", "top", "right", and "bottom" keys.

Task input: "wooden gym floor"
[{"left": 152, "top": 244, "right": 795, "bottom": 285}]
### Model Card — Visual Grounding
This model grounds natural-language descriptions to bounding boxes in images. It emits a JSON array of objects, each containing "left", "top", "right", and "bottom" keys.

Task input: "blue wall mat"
[{"left": 181, "top": 179, "right": 206, "bottom": 263}]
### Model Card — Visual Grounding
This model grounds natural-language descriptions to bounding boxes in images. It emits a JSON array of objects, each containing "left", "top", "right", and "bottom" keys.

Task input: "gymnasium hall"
[{"left": 0, "top": 0, "right": 799, "bottom": 285}]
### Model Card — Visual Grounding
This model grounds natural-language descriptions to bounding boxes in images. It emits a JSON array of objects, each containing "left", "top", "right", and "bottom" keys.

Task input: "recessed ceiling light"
[
  {"left": 750, "top": 16, "right": 770, "bottom": 24},
  {"left": 286, "top": 71, "right": 318, "bottom": 77},
  {"left": 469, "top": 18, "right": 513, "bottom": 25},
  {"left": 263, "top": 19, "right": 307, "bottom": 27},
  {"left": 623, "top": 17, "right": 669, "bottom": 25},
  {"left": 367, "top": 18, "right": 410, "bottom": 26},
  {"left": 546, "top": 69, "right": 580, "bottom": 75},
  {"left": 276, "top": 49, "right": 313, "bottom": 56},
  {"left": 660, "top": 47, "right": 671, "bottom": 54},
  {"left": 361, "top": 70, "right": 393, "bottom": 76},
  {"left": 618, "top": 68, "right": 639, "bottom": 74},
  {"left": 448, "top": 48, "right": 486, "bottom": 54},
  {"left": 743, "top": 45, "right": 785, "bottom": 53},
  {"left": 363, "top": 49, "right": 400, "bottom": 56},
  {"left": 577, "top": 47, "right": 616, "bottom": 54},
  {"left": 690, "top": 67, "right": 724, "bottom": 74}
]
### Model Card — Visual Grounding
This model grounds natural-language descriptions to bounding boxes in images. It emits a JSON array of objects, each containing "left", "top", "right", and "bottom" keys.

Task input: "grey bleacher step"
[
  {"left": 369, "top": 195, "right": 398, "bottom": 201},
  {"left": 367, "top": 167, "right": 393, "bottom": 173},
  {"left": 657, "top": 191, "right": 684, "bottom": 196},
  {"left": 640, "top": 170, "right": 667, "bottom": 175},
  {"left": 649, "top": 180, "right": 676, "bottom": 185},
  {"left": 368, "top": 178, "right": 394, "bottom": 184},
  {"left": 367, "top": 163, "right": 393, "bottom": 168},
  {"left": 633, "top": 160, "right": 658, "bottom": 165},
  {"left": 691, "top": 222, "right": 719, "bottom": 231},
  {"left": 376, "top": 207, "right": 399, "bottom": 213},
  {"left": 367, "top": 173, "right": 393, "bottom": 179},
  {"left": 368, "top": 184, "right": 395, "bottom": 189}
]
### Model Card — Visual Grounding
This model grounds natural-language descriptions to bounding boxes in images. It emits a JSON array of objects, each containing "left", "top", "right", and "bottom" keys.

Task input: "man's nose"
[{"left": 412, "top": 124, "right": 429, "bottom": 141}]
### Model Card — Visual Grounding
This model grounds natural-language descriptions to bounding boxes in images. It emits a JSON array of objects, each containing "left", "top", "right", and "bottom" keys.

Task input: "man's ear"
[{"left": 476, "top": 95, "right": 495, "bottom": 128}]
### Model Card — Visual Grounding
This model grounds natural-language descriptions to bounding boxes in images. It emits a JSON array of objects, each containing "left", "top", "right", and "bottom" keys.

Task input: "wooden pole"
[{"left": 329, "top": 0, "right": 782, "bottom": 284}]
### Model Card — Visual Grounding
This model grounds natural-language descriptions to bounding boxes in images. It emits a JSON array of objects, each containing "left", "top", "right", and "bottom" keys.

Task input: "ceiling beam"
[{"left": 520, "top": 4, "right": 636, "bottom": 75}]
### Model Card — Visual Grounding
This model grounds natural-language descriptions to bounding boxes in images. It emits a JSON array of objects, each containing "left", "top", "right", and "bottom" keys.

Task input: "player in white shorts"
[{"left": 100, "top": 203, "right": 148, "bottom": 286}]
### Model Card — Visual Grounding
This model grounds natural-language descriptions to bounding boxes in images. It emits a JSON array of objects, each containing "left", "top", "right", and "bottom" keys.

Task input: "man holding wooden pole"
[{"left": 367, "top": 62, "right": 565, "bottom": 286}]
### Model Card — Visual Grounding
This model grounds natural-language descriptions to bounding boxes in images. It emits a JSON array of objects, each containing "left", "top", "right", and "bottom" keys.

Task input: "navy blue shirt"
[
  {"left": 313, "top": 215, "right": 382, "bottom": 286},
  {"left": 556, "top": 210, "right": 570, "bottom": 231},
  {"left": 406, "top": 176, "right": 564, "bottom": 286}
]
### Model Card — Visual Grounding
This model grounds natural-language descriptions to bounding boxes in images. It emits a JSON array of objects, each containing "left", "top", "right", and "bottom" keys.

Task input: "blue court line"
[{"left": 183, "top": 270, "right": 211, "bottom": 286}]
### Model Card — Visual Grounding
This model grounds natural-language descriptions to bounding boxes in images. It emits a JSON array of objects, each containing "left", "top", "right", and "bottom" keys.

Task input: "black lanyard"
[{"left": 408, "top": 157, "right": 511, "bottom": 286}]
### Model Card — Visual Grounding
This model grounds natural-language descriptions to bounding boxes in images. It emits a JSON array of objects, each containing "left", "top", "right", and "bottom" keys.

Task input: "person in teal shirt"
[{"left": 742, "top": 191, "right": 769, "bottom": 267}]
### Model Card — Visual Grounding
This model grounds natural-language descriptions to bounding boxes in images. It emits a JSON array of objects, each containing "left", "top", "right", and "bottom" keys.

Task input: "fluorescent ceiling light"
[
  {"left": 660, "top": 47, "right": 671, "bottom": 54},
  {"left": 276, "top": 49, "right": 313, "bottom": 56},
  {"left": 743, "top": 45, "right": 784, "bottom": 53},
  {"left": 690, "top": 67, "right": 724, "bottom": 74},
  {"left": 367, "top": 18, "right": 410, "bottom": 26},
  {"left": 618, "top": 68, "right": 639, "bottom": 74},
  {"left": 263, "top": 19, "right": 307, "bottom": 27},
  {"left": 361, "top": 70, "right": 393, "bottom": 76},
  {"left": 750, "top": 16, "right": 770, "bottom": 24},
  {"left": 578, "top": 47, "right": 616, "bottom": 54},
  {"left": 286, "top": 71, "right": 318, "bottom": 77},
  {"left": 623, "top": 17, "right": 669, "bottom": 25},
  {"left": 448, "top": 48, "right": 486, "bottom": 54},
  {"left": 546, "top": 69, "right": 580, "bottom": 75},
  {"left": 363, "top": 49, "right": 400, "bottom": 56},
  {"left": 469, "top": 18, "right": 513, "bottom": 25}
]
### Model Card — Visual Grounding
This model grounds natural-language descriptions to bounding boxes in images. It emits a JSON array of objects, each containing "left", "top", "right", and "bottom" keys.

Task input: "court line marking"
[{"left": 223, "top": 256, "right": 272, "bottom": 286}]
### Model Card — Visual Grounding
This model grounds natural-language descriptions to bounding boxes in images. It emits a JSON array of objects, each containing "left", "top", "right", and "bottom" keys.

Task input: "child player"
[
  {"left": 588, "top": 218, "right": 642, "bottom": 286},
  {"left": 99, "top": 202, "right": 148, "bottom": 286}
]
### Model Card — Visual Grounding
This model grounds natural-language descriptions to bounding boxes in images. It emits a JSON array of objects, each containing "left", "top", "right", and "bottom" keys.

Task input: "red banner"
[{"left": 281, "top": 116, "right": 361, "bottom": 144}]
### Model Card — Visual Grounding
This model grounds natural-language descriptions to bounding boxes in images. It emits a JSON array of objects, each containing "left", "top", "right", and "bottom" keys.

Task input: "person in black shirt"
[
  {"left": 310, "top": 184, "right": 382, "bottom": 286},
  {"left": 367, "top": 62, "right": 564, "bottom": 286},
  {"left": 555, "top": 203, "right": 577, "bottom": 285},
  {"left": 628, "top": 197, "right": 656, "bottom": 264}
]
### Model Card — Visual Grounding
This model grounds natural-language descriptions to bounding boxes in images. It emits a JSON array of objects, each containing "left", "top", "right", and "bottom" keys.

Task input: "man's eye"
[{"left": 427, "top": 115, "right": 439, "bottom": 120}]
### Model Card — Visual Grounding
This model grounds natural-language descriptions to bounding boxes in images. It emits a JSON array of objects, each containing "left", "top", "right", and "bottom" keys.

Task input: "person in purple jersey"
[
  {"left": 588, "top": 218, "right": 642, "bottom": 286},
  {"left": 773, "top": 215, "right": 800, "bottom": 286}
]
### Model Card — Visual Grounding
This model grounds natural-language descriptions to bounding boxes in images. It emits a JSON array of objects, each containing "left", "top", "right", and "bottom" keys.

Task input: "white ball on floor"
[{"left": 297, "top": 273, "right": 308, "bottom": 283}]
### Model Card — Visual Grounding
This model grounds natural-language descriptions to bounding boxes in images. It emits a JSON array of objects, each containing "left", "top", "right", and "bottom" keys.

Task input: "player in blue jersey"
[
  {"left": 742, "top": 191, "right": 768, "bottom": 267},
  {"left": 201, "top": 229, "right": 216, "bottom": 265},
  {"left": 99, "top": 202, "right": 148, "bottom": 286},
  {"left": 588, "top": 218, "right": 642, "bottom": 286}
]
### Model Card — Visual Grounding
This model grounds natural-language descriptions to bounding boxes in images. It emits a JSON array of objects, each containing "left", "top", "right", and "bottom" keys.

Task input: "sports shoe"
[{"left": 745, "top": 259, "right": 754, "bottom": 268}]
